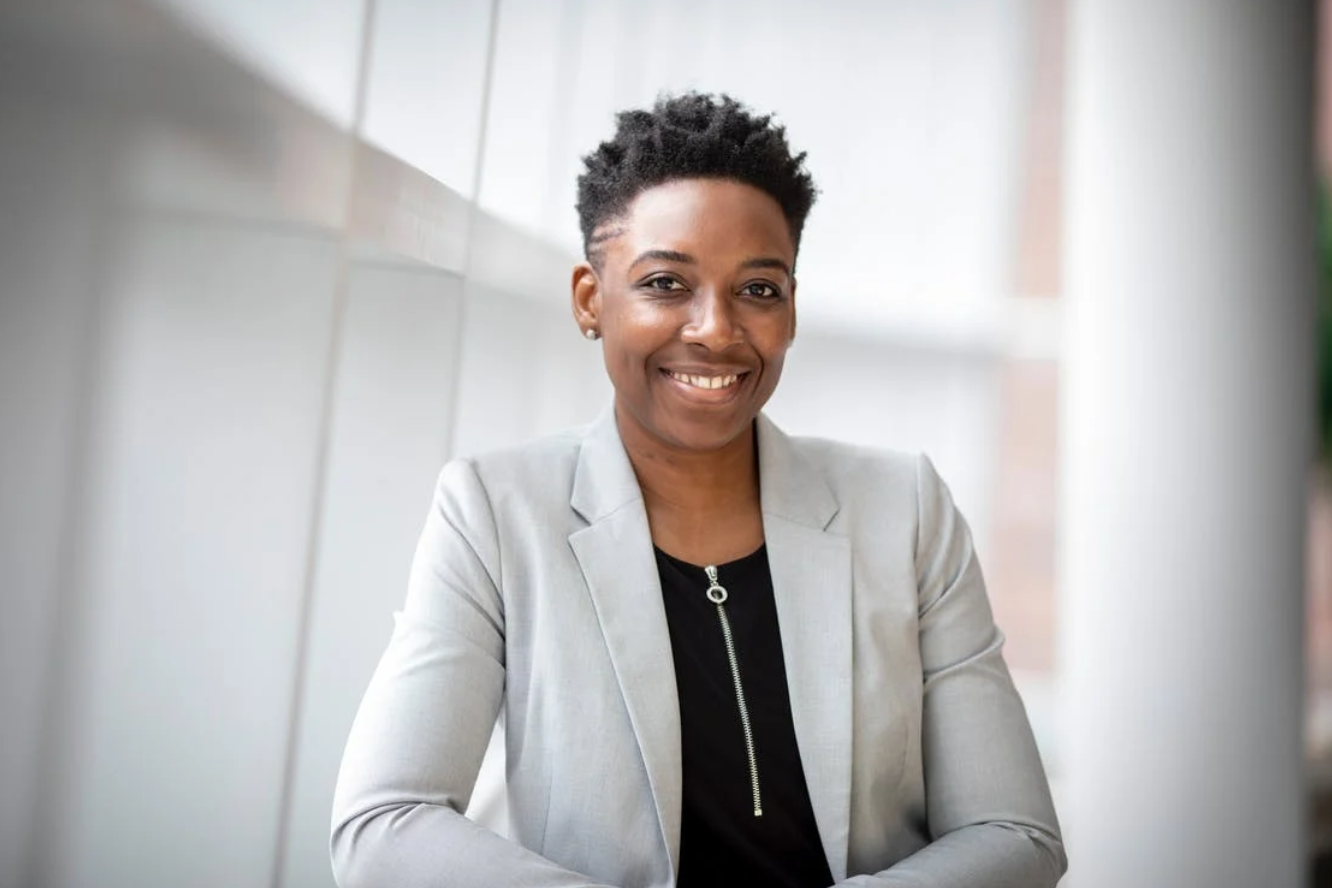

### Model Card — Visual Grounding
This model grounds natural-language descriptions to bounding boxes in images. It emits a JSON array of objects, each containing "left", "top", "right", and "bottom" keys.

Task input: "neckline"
[{"left": 653, "top": 543, "right": 767, "bottom": 573}]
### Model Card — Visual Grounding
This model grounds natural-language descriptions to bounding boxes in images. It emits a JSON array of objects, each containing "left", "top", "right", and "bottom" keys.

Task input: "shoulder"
[
  {"left": 774, "top": 429, "right": 963, "bottom": 547},
  {"left": 431, "top": 423, "right": 588, "bottom": 522},
  {"left": 782, "top": 431, "right": 938, "bottom": 500}
]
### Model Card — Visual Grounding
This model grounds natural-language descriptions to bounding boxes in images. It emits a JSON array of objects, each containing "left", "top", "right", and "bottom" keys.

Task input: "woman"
[{"left": 331, "top": 93, "right": 1066, "bottom": 888}]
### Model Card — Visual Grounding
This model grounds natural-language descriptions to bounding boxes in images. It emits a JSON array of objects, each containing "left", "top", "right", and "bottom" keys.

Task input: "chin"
[
  {"left": 615, "top": 389, "right": 762, "bottom": 454},
  {"left": 653, "top": 409, "right": 755, "bottom": 453}
]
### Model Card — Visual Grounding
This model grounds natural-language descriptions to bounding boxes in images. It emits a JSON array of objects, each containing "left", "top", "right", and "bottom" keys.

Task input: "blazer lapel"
[
  {"left": 757, "top": 414, "right": 854, "bottom": 882},
  {"left": 568, "top": 407, "right": 683, "bottom": 877}
]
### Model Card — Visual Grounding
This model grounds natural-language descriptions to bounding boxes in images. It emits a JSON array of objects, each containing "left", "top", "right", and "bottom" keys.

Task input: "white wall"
[{"left": 0, "top": 95, "right": 117, "bottom": 888}]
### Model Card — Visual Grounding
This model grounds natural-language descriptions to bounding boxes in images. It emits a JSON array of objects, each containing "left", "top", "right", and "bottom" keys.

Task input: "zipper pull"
[{"left": 704, "top": 565, "right": 728, "bottom": 604}]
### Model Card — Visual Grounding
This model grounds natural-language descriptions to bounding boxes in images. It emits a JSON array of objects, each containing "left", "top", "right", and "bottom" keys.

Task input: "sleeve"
[
  {"left": 329, "top": 459, "right": 619, "bottom": 888},
  {"left": 837, "top": 454, "right": 1068, "bottom": 887}
]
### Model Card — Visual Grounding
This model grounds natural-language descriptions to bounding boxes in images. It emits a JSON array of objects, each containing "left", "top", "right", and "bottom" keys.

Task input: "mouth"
[
  {"left": 659, "top": 368, "right": 753, "bottom": 405},
  {"left": 663, "top": 369, "right": 747, "bottom": 391}
]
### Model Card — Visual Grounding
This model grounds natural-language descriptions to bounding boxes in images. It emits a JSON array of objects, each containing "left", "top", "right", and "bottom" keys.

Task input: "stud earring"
[{"left": 584, "top": 328, "right": 599, "bottom": 341}]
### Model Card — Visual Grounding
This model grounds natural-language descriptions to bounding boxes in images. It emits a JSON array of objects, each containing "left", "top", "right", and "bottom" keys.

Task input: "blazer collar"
[
  {"left": 754, "top": 411, "right": 839, "bottom": 530},
  {"left": 569, "top": 404, "right": 643, "bottom": 525},
  {"left": 568, "top": 404, "right": 853, "bottom": 882}
]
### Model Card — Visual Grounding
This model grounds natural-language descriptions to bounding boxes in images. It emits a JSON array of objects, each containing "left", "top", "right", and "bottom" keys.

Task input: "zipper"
[{"left": 703, "top": 564, "right": 763, "bottom": 817}]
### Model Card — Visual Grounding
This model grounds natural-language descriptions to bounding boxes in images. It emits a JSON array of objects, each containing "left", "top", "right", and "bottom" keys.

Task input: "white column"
[{"left": 1059, "top": 4, "right": 1314, "bottom": 888}]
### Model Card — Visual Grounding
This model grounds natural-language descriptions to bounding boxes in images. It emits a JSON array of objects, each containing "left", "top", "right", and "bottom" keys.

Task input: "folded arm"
[
  {"left": 330, "top": 459, "right": 617, "bottom": 888},
  {"left": 837, "top": 455, "right": 1066, "bottom": 887}
]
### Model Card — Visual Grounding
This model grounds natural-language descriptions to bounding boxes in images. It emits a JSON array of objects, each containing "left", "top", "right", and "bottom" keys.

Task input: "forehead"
[{"left": 603, "top": 178, "right": 794, "bottom": 267}]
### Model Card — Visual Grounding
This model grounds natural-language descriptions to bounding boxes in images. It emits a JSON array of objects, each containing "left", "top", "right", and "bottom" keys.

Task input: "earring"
[{"left": 584, "top": 328, "right": 599, "bottom": 341}]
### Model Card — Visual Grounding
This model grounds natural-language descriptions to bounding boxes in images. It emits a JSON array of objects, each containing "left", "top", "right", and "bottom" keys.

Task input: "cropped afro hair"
[{"left": 576, "top": 92, "right": 817, "bottom": 264}]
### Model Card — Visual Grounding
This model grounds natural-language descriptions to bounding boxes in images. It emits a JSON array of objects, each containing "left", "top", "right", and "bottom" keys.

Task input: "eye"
[
  {"left": 740, "top": 281, "right": 781, "bottom": 300},
  {"left": 643, "top": 275, "right": 686, "bottom": 293}
]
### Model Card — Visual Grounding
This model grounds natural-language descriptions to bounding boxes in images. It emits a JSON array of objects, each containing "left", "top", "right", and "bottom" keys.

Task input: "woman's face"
[{"left": 572, "top": 178, "right": 797, "bottom": 454}]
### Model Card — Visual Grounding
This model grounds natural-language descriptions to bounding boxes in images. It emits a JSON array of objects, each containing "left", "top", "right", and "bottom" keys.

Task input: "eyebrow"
[
  {"left": 627, "top": 250, "right": 792, "bottom": 277},
  {"left": 740, "top": 257, "right": 793, "bottom": 276},
  {"left": 628, "top": 249, "right": 695, "bottom": 271}
]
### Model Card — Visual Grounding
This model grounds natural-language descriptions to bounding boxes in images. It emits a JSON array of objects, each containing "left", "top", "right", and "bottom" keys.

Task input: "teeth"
[{"left": 668, "top": 371, "right": 740, "bottom": 390}]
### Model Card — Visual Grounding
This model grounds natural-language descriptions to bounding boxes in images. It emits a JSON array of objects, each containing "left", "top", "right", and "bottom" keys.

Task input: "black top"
[{"left": 654, "top": 545, "right": 834, "bottom": 888}]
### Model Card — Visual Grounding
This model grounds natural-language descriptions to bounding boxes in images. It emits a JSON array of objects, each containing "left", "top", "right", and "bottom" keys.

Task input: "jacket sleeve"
[
  {"left": 837, "top": 454, "right": 1067, "bottom": 887},
  {"left": 330, "top": 459, "right": 618, "bottom": 888}
]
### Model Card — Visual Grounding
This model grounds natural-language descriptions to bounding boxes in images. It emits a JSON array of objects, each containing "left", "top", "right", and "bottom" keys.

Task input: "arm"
[
  {"left": 330, "top": 459, "right": 618, "bottom": 888},
  {"left": 838, "top": 455, "right": 1067, "bottom": 887}
]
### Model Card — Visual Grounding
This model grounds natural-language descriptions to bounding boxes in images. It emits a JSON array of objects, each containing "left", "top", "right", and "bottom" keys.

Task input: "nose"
[{"left": 681, "top": 287, "right": 743, "bottom": 351}]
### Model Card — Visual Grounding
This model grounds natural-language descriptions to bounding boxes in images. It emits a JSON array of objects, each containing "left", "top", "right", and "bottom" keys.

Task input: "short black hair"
[{"left": 576, "top": 92, "right": 818, "bottom": 265}]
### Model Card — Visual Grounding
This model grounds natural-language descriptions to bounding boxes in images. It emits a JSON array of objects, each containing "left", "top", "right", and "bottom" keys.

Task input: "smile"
[{"left": 665, "top": 370, "right": 744, "bottom": 390}]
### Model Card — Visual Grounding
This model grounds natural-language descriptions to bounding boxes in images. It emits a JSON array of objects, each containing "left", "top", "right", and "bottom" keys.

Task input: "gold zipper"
[{"left": 704, "top": 564, "right": 762, "bottom": 817}]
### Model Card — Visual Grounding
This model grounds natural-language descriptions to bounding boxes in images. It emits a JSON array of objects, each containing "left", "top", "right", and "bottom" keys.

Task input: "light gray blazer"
[{"left": 331, "top": 408, "right": 1066, "bottom": 888}]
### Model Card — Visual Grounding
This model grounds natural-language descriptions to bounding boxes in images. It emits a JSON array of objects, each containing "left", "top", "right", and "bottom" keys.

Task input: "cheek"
[
  {"left": 602, "top": 306, "right": 675, "bottom": 373},
  {"left": 755, "top": 318, "right": 795, "bottom": 368},
  {"left": 760, "top": 353, "right": 788, "bottom": 390},
  {"left": 602, "top": 337, "right": 657, "bottom": 393}
]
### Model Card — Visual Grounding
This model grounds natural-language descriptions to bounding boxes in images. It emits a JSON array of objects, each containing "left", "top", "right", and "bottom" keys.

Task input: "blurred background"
[{"left": 0, "top": 1, "right": 1324, "bottom": 886}]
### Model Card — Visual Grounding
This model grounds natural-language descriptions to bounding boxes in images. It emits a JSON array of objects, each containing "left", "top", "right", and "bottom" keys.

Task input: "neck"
[{"left": 614, "top": 404, "right": 760, "bottom": 516}]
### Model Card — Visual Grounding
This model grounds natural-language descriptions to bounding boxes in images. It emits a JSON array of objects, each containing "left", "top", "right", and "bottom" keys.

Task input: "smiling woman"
[{"left": 331, "top": 93, "right": 1066, "bottom": 888}]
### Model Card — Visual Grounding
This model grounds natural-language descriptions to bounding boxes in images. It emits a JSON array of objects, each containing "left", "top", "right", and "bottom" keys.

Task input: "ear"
[{"left": 571, "top": 261, "right": 601, "bottom": 335}]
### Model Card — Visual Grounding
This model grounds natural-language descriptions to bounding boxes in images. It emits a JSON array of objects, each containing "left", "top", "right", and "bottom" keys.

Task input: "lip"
[{"left": 659, "top": 367, "right": 752, "bottom": 404}]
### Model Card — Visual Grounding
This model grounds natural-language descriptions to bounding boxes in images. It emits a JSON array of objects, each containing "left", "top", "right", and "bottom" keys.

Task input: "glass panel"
[
  {"left": 360, "top": 0, "right": 493, "bottom": 195},
  {"left": 0, "top": 3, "right": 367, "bottom": 886},
  {"left": 147, "top": 0, "right": 367, "bottom": 129},
  {"left": 52, "top": 217, "right": 343, "bottom": 888},
  {"left": 476, "top": 0, "right": 579, "bottom": 238},
  {"left": 281, "top": 264, "right": 466, "bottom": 888}
]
